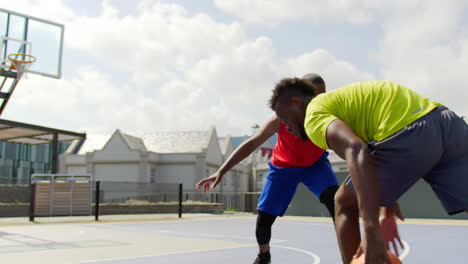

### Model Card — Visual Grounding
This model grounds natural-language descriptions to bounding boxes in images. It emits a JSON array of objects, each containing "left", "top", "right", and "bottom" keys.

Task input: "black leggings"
[
  {"left": 255, "top": 185, "right": 338, "bottom": 245},
  {"left": 320, "top": 185, "right": 338, "bottom": 222}
]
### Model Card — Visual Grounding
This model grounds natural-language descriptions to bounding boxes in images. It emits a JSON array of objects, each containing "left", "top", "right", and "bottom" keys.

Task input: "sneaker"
[{"left": 253, "top": 251, "right": 271, "bottom": 264}]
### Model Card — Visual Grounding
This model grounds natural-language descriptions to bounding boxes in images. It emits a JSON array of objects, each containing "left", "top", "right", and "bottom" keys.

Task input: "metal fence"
[
  {"left": 0, "top": 179, "right": 261, "bottom": 221},
  {"left": 94, "top": 181, "right": 183, "bottom": 220},
  {"left": 184, "top": 192, "right": 261, "bottom": 212},
  {"left": 98, "top": 181, "right": 181, "bottom": 204}
]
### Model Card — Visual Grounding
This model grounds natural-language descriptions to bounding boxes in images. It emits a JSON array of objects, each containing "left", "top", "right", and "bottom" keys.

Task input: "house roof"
[
  {"left": 268, "top": 134, "right": 278, "bottom": 146},
  {"left": 121, "top": 132, "right": 147, "bottom": 151},
  {"left": 76, "top": 129, "right": 212, "bottom": 155},
  {"left": 218, "top": 136, "right": 231, "bottom": 155},
  {"left": 137, "top": 130, "right": 210, "bottom": 153},
  {"left": 230, "top": 136, "right": 247, "bottom": 149},
  {"left": 75, "top": 134, "right": 109, "bottom": 154}
]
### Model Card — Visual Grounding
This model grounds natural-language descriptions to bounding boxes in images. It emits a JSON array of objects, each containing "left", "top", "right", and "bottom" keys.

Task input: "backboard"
[{"left": 0, "top": 8, "right": 64, "bottom": 79}]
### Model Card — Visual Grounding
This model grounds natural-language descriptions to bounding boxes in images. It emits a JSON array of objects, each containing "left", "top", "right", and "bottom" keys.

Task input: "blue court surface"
[{"left": 0, "top": 214, "right": 467, "bottom": 263}]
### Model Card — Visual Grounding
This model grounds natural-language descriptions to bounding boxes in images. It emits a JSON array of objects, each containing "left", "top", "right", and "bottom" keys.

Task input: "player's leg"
[
  {"left": 320, "top": 185, "right": 339, "bottom": 221},
  {"left": 255, "top": 210, "right": 277, "bottom": 255},
  {"left": 254, "top": 163, "right": 303, "bottom": 264},
  {"left": 422, "top": 108, "right": 468, "bottom": 214},
  {"left": 366, "top": 106, "right": 468, "bottom": 214},
  {"left": 424, "top": 152, "right": 468, "bottom": 214},
  {"left": 339, "top": 107, "right": 452, "bottom": 263},
  {"left": 334, "top": 183, "right": 360, "bottom": 264}
]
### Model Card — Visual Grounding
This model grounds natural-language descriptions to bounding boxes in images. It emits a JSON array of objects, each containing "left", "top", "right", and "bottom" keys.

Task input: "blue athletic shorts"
[{"left": 257, "top": 152, "right": 339, "bottom": 216}]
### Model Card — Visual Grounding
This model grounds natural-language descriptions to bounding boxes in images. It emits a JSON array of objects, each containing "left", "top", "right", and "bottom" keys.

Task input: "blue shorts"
[{"left": 257, "top": 152, "right": 339, "bottom": 216}]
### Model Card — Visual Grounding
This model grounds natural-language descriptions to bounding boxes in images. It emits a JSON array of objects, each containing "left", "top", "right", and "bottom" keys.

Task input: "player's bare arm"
[
  {"left": 326, "top": 119, "right": 390, "bottom": 264},
  {"left": 195, "top": 114, "right": 280, "bottom": 192}
]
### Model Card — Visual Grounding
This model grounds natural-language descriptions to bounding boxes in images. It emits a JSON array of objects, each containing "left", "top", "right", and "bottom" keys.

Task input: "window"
[
  {"left": 150, "top": 168, "right": 156, "bottom": 183},
  {"left": 256, "top": 173, "right": 265, "bottom": 191},
  {"left": 223, "top": 173, "right": 228, "bottom": 186}
]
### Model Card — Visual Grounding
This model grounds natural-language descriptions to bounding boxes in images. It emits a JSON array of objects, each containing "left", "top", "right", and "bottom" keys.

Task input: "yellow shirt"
[{"left": 304, "top": 80, "right": 442, "bottom": 149}]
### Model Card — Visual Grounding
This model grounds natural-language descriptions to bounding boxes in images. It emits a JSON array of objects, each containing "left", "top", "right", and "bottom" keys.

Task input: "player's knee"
[
  {"left": 320, "top": 185, "right": 338, "bottom": 204},
  {"left": 256, "top": 210, "right": 276, "bottom": 245}
]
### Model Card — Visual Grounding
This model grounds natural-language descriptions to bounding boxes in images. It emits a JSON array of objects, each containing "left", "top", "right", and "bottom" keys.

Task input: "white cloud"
[
  {"left": 213, "top": 0, "right": 413, "bottom": 25},
  {"left": 187, "top": 36, "right": 278, "bottom": 106},
  {"left": 66, "top": 2, "right": 247, "bottom": 86},
  {"left": 2, "top": 0, "right": 376, "bottom": 138},
  {"left": 286, "top": 49, "right": 374, "bottom": 90},
  {"left": 376, "top": 0, "right": 468, "bottom": 116},
  {"left": 212, "top": 0, "right": 468, "bottom": 116},
  {"left": 0, "top": 0, "right": 76, "bottom": 23},
  {"left": 213, "top": 0, "right": 463, "bottom": 26},
  {"left": 213, "top": 0, "right": 371, "bottom": 25},
  {"left": 5, "top": 67, "right": 136, "bottom": 134}
]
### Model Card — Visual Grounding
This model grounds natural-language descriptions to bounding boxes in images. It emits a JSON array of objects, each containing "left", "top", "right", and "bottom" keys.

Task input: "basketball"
[{"left": 350, "top": 250, "right": 402, "bottom": 264}]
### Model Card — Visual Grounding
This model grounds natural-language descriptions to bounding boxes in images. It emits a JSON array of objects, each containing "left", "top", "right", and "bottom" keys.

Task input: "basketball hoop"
[{"left": 7, "top": 53, "right": 36, "bottom": 79}]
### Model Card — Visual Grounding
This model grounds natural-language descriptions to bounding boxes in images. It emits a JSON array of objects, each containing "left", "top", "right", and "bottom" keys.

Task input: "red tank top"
[{"left": 271, "top": 122, "right": 325, "bottom": 168}]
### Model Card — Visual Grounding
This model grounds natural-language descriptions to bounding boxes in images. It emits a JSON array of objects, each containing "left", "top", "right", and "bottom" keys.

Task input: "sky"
[{"left": 1, "top": 0, "right": 467, "bottom": 138}]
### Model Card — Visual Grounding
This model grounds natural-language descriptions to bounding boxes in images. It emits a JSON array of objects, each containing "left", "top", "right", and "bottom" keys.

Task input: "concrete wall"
[
  {"left": 0, "top": 203, "right": 224, "bottom": 217},
  {"left": 157, "top": 163, "right": 197, "bottom": 190},
  {"left": 398, "top": 180, "right": 468, "bottom": 220},
  {"left": 0, "top": 185, "right": 30, "bottom": 203},
  {"left": 285, "top": 184, "right": 330, "bottom": 217},
  {"left": 224, "top": 139, "right": 234, "bottom": 159},
  {"left": 60, "top": 154, "right": 86, "bottom": 174},
  {"left": 0, "top": 204, "right": 29, "bottom": 217},
  {"left": 94, "top": 164, "right": 140, "bottom": 182},
  {"left": 205, "top": 129, "right": 223, "bottom": 166},
  {"left": 221, "top": 171, "right": 235, "bottom": 192},
  {"left": 98, "top": 203, "right": 224, "bottom": 215},
  {"left": 286, "top": 171, "right": 468, "bottom": 220}
]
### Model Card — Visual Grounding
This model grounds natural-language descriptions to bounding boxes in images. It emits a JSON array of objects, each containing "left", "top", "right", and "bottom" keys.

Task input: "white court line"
[
  {"left": 82, "top": 243, "right": 322, "bottom": 264},
  {"left": 82, "top": 243, "right": 256, "bottom": 263},
  {"left": 398, "top": 240, "right": 410, "bottom": 260},
  {"left": 158, "top": 230, "right": 288, "bottom": 243},
  {"left": 82, "top": 229, "right": 291, "bottom": 263},
  {"left": 273, "top": 239, "right": 410, "bottom": 264},
  {"left": 82, "top": 241, "right": 406, "bottom": 264},
  {"left": 271, "top": 245, "right": 321, "bottom": 264}
]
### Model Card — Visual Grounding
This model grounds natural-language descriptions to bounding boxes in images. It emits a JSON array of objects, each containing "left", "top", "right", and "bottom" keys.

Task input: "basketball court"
[
  {"left": 0, "top": 214, "right": 466, "bottom": 264},
  {"left": 0, "top": 6, "right": 466, "bottom": 264}
]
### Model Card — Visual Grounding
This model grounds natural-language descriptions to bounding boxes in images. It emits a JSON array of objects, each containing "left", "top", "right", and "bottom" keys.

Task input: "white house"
[
  {"left": 59, "top": 126, "right": 267, "bottom": 210},
  {"left": 60, "top": 126, "right": 351, "bottom": 215},
  {"left": 60, "top": 126, "right": 254, "bottom": 190}
]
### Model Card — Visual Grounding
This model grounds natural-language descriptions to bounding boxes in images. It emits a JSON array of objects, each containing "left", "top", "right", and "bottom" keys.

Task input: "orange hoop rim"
[{"left": 7, "top": 53, "right": 37, "bottom": 64}]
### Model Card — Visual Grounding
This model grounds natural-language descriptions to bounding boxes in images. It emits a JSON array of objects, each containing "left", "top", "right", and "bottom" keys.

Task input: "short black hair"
[
  {"left": 302, "top": 73, "right": 326, "bottom": 93},
  {"left": 268, "top": 77, "right": 317, "bottom": 110},
  {"left": 302, "top": 73, "right": 325, "bottom": 86}
]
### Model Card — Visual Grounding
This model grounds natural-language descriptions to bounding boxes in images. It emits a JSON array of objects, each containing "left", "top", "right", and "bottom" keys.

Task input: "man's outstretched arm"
[
  {"left": 326, "top": 119, "right": 390, "bottom": 264},
  {"left": 195, "top": 114, "right": 279, "bottom": 193}
]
